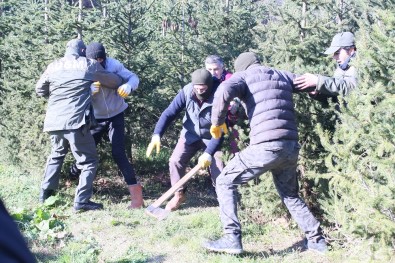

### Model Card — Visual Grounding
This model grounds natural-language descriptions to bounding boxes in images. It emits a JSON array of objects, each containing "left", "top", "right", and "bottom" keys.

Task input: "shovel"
[{"left": 145, "top": 164, "right": 202, "bottom": 220}]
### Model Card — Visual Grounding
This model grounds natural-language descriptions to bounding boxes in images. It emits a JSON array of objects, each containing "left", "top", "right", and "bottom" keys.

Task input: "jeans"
[{"left": 216, "top": 140, "right": 323, "bottom": 242}]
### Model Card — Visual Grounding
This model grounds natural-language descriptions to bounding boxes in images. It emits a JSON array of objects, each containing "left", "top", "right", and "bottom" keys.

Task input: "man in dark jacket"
[
  {"left": 203, "top": 52, "right": 327, "bottom": 254},
  {"left": 69, "top": 42, "right": 143, "bottom": 209},
  {"left": 0, "top": 199, "right": 36, "bottom": 262},
  {"left": 36, "top": 39, "right": 122, "bottom": 212},
  {"left": 294, "top": 31, "right": 357, "bottom": 98},
  {"left": 146, "top": 69, "right": 224, "bottom": 211}
]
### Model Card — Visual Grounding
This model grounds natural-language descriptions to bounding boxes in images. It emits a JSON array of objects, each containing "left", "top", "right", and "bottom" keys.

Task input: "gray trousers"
[
  {"left": 169, "top": 137, "right": 223, "bottom": 191},
  {"left": 216, "top": 140, "right": 322, "bottom": 242},
  {"left": 41, "top": 129, "right": 98, "bottom": 204}
]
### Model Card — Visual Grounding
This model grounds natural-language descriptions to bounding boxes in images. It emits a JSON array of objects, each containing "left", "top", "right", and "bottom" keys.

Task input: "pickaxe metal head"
[
  {"left": 144, "top": 164, "right": 202, "bottom": 221},
  {"left": 145, "top": 205, "right": 170, "bottom": 221}
]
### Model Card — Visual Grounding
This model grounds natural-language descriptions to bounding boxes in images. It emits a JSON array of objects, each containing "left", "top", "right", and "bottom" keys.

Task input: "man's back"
[
  {"left": 36, "top": 53, "right": 122, "bottom": 132},
  {"left": 213, "top": 65, "right": 299, "bottom": 145}
]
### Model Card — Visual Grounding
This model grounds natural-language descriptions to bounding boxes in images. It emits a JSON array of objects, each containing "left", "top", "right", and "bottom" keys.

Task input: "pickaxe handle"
[{"left": 150, "top": 164, "right": 201, "bottom": 208}]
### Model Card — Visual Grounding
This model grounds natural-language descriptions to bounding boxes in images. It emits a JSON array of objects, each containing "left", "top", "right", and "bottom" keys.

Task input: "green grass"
[{"left": 0, "top": 163, "right": 394, "bottom": 263}]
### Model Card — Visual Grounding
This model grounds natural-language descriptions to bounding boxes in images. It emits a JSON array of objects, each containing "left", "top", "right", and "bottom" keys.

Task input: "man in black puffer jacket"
[{"left": 203, "top": 52, "right": 327, "bottom": 254}]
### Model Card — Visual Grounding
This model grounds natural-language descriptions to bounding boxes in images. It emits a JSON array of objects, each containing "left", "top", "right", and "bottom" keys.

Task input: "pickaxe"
[{"left": 145, "top": 164, "right": 202, "bottom": 220}]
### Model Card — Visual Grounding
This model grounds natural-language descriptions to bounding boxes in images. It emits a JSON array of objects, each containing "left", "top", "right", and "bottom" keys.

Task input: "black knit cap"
[
  {"left": 234, "top": 52, "right": 260, "bottom": 72},
  {"left": 86, "top": 42, "right": 106, "bottom": 60},
  {"left": 191, "top": 68, "right": 213, "bottom": 89},
  {"left": 191, "top": 68, "right": 213, "bottom": 100}
]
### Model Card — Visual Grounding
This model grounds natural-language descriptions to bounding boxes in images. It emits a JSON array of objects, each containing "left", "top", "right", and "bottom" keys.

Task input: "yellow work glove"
[
  {"left": 210, "top": 123, "right": 228, "bottom": 139},
  {"left": 90, "top": 81, "right": 101, "bottom": 95},
  {"left": 146, "top": 134, "right": 161, "bottom": 157},
  {"left": 117, "top": 83, "right": 132, "bottom": 98},
  {"left": 198, "top": 152, "right": 212, "bottom": 168}
]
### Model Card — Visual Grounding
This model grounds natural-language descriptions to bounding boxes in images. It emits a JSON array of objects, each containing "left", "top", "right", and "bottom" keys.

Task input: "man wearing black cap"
[
  {"left": 203, "top": 52, "right": 327, "bottom": 254},
  {"left": 36, "top": 39, "right": 122, "bottom": 212},
  {"left": 70, "top": 41, "right": 144, "bottom": 209},
  {"left": 146, "top": 68, "right": 224, "bottom": 211},
  {"left": 294, "top": 31, "right": 357, "bottom": 97}
]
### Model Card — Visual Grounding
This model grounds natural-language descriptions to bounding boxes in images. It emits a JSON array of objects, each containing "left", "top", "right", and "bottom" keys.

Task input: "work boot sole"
[
  {"left": 207, "top": 248, "right": 243, "bottom": 255},
  {"left": 204, "top": 245, "right": 243, "bottom": 254},
  {"left": 303, "top": 238, "right": 328, "bottom": 254},
  {"left": 73, "top": 207, "right": 103, "bottom": 213},
  {"left": 73, "top": 202, "right": 103, "bottom": 213}
]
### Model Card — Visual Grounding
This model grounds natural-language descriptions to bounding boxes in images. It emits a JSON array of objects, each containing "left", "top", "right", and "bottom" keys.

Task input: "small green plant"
[{"left": 11, "top": 195, "right": 68, "bottom": 242}]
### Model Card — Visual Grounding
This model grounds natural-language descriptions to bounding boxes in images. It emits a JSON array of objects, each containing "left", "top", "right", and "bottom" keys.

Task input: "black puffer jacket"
[{"left": 211, "top": 64, "right": 300, "bottom": 145}]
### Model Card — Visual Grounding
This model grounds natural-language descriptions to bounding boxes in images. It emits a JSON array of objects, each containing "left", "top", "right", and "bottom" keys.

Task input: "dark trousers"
[
  {"left": 91, "top": 112, "right": 137, "bottom": 185},
  {"left": 71, "top": 112, "right": 137, "bottom": 185},
  {"left": 216, "top": 140, "right": 323, "bottom": 242},
  {"left": 169, "top": 137, "right": 223, "bottom": 191},
  {"left": 42, "top": 129, "right": 98, "bottom": 203}
]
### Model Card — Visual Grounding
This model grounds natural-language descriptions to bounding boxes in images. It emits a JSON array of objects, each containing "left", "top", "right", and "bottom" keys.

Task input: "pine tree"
[
  {"left": 0, "top": 0, "right": 93, "bottom": 172},
  {"left": 0, "top": 0, "right": 265, "bottom": 172},
  {"left": 238, "top": 0, "right": 344, "bottom": 223},
  {"left": 317, "top": 0, "right": 395, "bottom": 251}
]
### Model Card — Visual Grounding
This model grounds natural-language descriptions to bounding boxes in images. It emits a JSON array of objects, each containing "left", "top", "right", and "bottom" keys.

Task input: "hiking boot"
[
  {"left": 74, "top": 201, "right": 103, "bottom": 212},
  {"left": 165, "top": 191, "right": 186, "bottom": 211},
  {"left": 202, "top": 234, "right": 243, "bottom": 254},
  {"left": 304, "top": 238, "right": 328, "bottom": 254},
  {"left": 39, "top": 189, "right": 55, "bottom": 203}
]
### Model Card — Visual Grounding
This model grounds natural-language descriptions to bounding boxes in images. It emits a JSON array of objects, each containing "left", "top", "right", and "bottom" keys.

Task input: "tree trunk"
[
  {"left": 300, "top": 1, "right": 306, "bottom": 41},
  {"left": 44, "top": 0, "right": 48, "bottom": 43},
  {"left": 78, "top": 0, "right": 82, "bottom": 39},
  {"left": 336, "top": 0, "right": 343, "bottom": 24}
]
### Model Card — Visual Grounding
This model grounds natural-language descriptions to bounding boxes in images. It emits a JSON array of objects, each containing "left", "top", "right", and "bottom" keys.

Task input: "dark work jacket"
[
  {"left": 35, "top": 48, "right": 122, "bottom": 132},
  {"left": 0, "top": 200, "right": 37, "bottom": 263},
  {"left": 153, "top": 81, "right": 222, "bottom": 155},
  {"left": 212, "top": 65, "right": 300, "bottom": 146}
]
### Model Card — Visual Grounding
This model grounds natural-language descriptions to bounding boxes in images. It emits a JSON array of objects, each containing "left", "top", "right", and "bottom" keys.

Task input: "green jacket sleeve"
[{"left": 316, "top": 66, "right": 357, "bottom": 96}]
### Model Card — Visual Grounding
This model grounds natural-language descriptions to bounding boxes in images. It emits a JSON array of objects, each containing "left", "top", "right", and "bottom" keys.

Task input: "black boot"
[
  {"left": 74, "top": 201, "right": 103, "bottom": 212},
  {"left": 203, "top": 234, "right": 243, "bottom": 254},
  {"left": 39, "top": 189, "right": 55, "bottom": 203},
  {"left": 303, "top": 237, "right": 328, "bottom": 254}
]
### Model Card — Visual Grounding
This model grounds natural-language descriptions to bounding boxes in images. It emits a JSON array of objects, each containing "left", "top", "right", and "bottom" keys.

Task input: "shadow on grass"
[
  {"left": 64, "top": 163, "right": 219, "bottom": 210},
  {"left": 146, "top": 255, "right": 166, "bottom": 263},
  {"left": 242, "top": 239, "right": 305, "bottom": 258},
  {"left": 107, "top": 254, "right": 166, "bottom": 263},
  {"left": 34, "top": 250, "right": 59, "bottom": 262},
  {"left": 205, "top": 239, "right": 306, "bottom": 260},
  {"left": 182, "top": 188, "right": 219, "bottom": 209}
]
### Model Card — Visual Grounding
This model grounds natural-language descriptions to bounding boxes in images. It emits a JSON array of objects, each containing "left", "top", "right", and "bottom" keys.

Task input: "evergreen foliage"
[
  {"left": 317, "top": 1, "right": 395, "bottom": 247},
  {"left": 0, "top": 0, "right": 394, "bottom": 252}
]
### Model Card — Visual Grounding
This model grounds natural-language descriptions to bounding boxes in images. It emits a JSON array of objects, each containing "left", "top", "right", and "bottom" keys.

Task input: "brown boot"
[
  {"left": 165, "top": 191, "right": 186, "bottom": 211},
  {"left": 127, "top": 183, "right": 144, "bottom": 209}
]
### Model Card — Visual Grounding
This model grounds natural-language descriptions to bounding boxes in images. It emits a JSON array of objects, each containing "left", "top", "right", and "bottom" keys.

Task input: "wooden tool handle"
[{"left": 151, "top": 164, "right": 202, "bottom": 208}]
